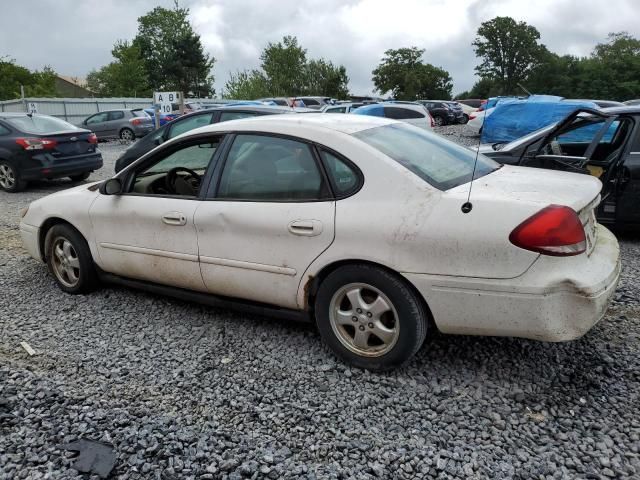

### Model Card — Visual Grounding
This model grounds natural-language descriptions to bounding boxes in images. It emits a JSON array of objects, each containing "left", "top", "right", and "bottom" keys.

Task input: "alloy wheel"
[
  {"left": 329, "top": 282, "right": 400, "bottom": 357},
  {"left": 0, "top": 164, "right": 16, "bottom": 189},
  {"left": 51, "top": 237, "right": 81, "bottom": 288},
  {"left": 120, "top": 129, "right": 134, "bottom": 141}
]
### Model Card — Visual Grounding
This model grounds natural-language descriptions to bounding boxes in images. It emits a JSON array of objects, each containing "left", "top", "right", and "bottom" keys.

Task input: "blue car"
[{"left": 144, "top": 108, "right": 180, "bottom": 126}]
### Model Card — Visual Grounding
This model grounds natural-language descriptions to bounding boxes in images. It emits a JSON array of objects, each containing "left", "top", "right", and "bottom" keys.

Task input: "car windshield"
[
  {"left": 354, "top": 123, "right": 500, "bottom": 190},
  {"left": 4, "top": 115, "right": 81, "bottom": 134}
]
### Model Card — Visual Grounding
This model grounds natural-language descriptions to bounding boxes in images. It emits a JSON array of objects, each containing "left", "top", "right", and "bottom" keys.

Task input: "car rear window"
[
  {"left": 353, "top": 123, "right": 500, "bottom": 190},
  {"left": 4, "top": 115, "right": 80, "bottom": 134},
  {"left": 132, "top": 110, "right": 149, "bottom": 118}
]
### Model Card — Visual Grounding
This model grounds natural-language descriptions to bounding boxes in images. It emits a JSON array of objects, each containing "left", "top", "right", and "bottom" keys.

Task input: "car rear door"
[
  {"left": 610, "top": 118, "right": 640, "bottom": 227},
  {"left": 106, "top": 111, "right": 126, "bottom": 137},
  {"left": 194, "top": 133, "right": 336, "bottom": 309}
]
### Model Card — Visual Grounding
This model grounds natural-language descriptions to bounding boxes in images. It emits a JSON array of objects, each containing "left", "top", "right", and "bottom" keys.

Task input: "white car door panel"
[
  {"left": 90, "top": 195, "right": 206, "bottom": 291},
  {"left": 194, "top": 201, "right": 334, "bottom": 308}
]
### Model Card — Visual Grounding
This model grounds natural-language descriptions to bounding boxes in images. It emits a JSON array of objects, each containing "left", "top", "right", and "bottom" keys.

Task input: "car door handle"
[
  {"left": 162, "top": 211, "right": 187, "bottom": 226},
  {"left": 288, "top": 220, "right": 322, "bottom": 236}
]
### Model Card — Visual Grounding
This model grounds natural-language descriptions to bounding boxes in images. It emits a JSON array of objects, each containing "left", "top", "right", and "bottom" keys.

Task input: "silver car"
[{"left": 78, "top": 109, "right": 154, "bottom": 141}]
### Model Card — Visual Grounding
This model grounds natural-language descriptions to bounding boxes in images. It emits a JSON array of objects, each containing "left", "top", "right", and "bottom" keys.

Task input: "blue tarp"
[{"left": 481, "top": 96, "right": 599, "bottom": 144}]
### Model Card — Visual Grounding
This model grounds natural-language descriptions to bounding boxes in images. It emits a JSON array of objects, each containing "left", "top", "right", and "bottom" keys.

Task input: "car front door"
[
  {"left": 194, "top": 133, "right": 336, "bottom": 309},
  {"left": 84, "top": 112, "right": 110, "bottom": 138},
  {"left": 90, "top": 135, "right": 223, "bottom": 291}
]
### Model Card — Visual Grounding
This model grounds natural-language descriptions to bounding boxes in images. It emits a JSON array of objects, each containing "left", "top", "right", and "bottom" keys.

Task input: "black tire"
[
  {"left": 69, "top": 172, "right": 91, "bottom": 182},
  {"left": 45, "top": 224, "right": 99, "bottom": 294},
  {"left": 314, "top": 264, "right": 428, "bottom": 370},
  {"left": 119, "top": 128, "right": 134, "bottom": 141},
  {"left": 434, "top": 116, "right": 445, "bottom": 127},
  {"left": 0, "top": 160, "right": 27, "bottom": 192},
  {"left": 461, "top": 114, "right": 469, "bottom": 124}
]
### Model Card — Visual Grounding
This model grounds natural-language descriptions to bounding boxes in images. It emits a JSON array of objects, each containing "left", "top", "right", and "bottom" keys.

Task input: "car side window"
[
  {"left": 109, "top": 111, "right": 125, "bottom": 121},
  {"left": 129, "top": 137, "right": 221, "bottom": 197},
  {"left": 217, "top": 134, "right": 329, "bottom": 201},
  {"left": 86, "top": 112, "right": 109, "bottom": 125},
  {"left": 303, "top": 99, "right": 319, "bottom": 106},
  {"left": 219, "top": 111, "right": 258, "bottom": 122},
  {"left": 168, "top": 113, "right": 214, "bottom": 139},
  {"left": 0, "top": 124, "right": 10, "bottom": 135},
  {"left": 319, "top": 149, "right": 360, "bottom": 196},
  {"left": 384, "top": 107, "right": 424, "bottom": 120}
]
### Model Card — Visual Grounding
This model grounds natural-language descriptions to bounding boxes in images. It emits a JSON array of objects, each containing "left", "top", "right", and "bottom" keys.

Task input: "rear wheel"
[
  {"left": 69, "top": 172, "right": 91, "bottom": 182},
  {"left": 434, "top": 116, "right": 445, "bottom": 127},
  {"left": 45, "top": 224, "right": 98, "bottom": 294},
  {"left": 461, "top": 114, "right": 469, "bottom": 124},
  {"left": 119, "top": 128, "right": 134, "bottom": 141},
  {"left": 0, "top": 161, "right": 26, "bottom": 192},
  {"left": 314, "top": 264, "right": 428, "bottom": 370}
]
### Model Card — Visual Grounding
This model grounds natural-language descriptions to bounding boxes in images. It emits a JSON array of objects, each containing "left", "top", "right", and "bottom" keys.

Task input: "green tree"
[
  {"left": 260, "top": 36, "right": 307, "bottom": 96},
  {"left": 473, "top": 16, "right": 544, "bottom": 94},
  {"left": 0, "top": 58, "right": 57, "bottom": 100},
  {"left": 134, "top": 1, "right": 215, "bottom": 93},
  {"left": 372, "top": 47, "right": 452, "bottom": 100},
  {"left": 303, "top": 59, "right": 349, "bottom": 98},
  {"left": 222, "top": 35, "right": 350, "bottom": 99},
  {"left": 224, "top": 70, "right": 269, "bottom": 99},
  {"left": 86, "top": 41, "right": 150, "bottom": 97},
  {"left": 524, "top": 48, "right": 580, "bottom": 97},
  {"left": 165, "top": 32, "right": 215, "bottom": 96},
  {"left": 582, "top": 32, "right": 640, "bottom": 100}
]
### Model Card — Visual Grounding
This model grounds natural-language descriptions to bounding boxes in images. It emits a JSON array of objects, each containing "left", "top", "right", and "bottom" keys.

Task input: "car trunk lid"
[{"left": 47, "top": 131, "right": 98, "bottom": 158}]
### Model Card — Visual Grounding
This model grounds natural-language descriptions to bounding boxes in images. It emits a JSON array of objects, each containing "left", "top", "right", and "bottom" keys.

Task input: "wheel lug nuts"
[
  {"left": 359, "top": 325, "right": 365, "bottom": 331},
  {"left": 366, "top": 312, "right": 372, "bottom": 318},
  {"left": 356, "top": 308, "right": 362, "bottom": 314},
  {"left": 368, "top": 323, "right": 374, "bottom": 328},
  {"left": 352, "top": 316, "right": 358, "bottom": 322}
]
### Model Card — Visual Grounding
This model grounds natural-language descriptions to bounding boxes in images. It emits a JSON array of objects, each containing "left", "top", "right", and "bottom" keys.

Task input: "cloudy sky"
[{"left": 3, "top": 0, "right": 639, "bottom": 96}]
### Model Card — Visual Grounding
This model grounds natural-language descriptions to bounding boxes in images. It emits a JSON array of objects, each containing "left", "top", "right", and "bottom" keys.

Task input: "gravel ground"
[{"left": 1, "top": 127, "right": 639, "bottom": 479}]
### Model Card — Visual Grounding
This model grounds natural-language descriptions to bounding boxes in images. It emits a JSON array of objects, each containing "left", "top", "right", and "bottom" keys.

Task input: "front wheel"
[
  {"left": 434, "top": 116, "right": 444, "bottom": 127},
  {"left": 314, "top": 265, "right": 428, "bottom": 370},
  {"left": 45, "top": 224, "right": 98, "bottom": 294},
  {"left": 461, "top": 114, "right": 469, "bottom": 124}
]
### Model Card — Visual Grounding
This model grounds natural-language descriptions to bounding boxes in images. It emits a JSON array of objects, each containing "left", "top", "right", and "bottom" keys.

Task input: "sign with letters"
[
  {"left": 153, "top": 92, "right": 180, "bottom": 113},
  {"left": 27, "top": 102, "right": 38, "bottom": 114}
]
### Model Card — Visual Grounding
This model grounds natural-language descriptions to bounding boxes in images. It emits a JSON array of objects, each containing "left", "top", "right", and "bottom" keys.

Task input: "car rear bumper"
[
  {"left": 403, "top": 224, "right": 620, "bottom": 341},
  {"left": 21, "top": 153, "right": 103, "bottom": 180}
]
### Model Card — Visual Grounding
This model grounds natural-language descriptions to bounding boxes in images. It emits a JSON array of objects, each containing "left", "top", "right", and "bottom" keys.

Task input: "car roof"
[
  {"left": 600, "top": 105, "right": 640, "bottom": 115},
  {"left": 189, "top": 112, "right": 396, "bottom": 136}
]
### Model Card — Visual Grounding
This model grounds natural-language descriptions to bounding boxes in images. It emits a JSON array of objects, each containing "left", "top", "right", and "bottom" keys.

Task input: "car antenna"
[{"left": 461, "top": 105, "right": 489, "bottom": 214}]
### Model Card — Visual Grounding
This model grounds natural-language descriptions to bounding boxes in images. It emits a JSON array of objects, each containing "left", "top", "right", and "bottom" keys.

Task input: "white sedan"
[{"left": 19, "top": 114, "right": 620, "bottom": 370}]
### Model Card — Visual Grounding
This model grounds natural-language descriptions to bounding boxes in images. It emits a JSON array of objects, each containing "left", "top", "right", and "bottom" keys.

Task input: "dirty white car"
[{"left": 20, "top": 114, "right": 620, "bottom": 370}]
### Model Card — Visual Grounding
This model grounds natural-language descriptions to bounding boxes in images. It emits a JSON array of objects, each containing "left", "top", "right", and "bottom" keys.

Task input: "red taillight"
[
  {"left": 509, "top": 205, "right": 586, "bottom": 256},
  {"left": 131, "top": 118, "right": 142, "bottom": 125},
  {"left": 88, "top": 133, "right": 98, "bottom": 144},
  {"left": 16, "top": 138, "right": 57, "bottom": 150},
  {"left": 428, "top": 113, "right": 435, "bottom": 128},
  {"left": 469, "top": 113, "right": 477, "bottom": 120}
]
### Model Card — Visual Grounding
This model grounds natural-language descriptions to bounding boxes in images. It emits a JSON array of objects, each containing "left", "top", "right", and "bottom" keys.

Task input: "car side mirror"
[{"left": 100, "top": 178, "right": 122, "bottom": 195}]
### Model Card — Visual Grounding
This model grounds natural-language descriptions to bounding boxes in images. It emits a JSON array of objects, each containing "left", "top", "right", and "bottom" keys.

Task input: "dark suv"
[
  {"left": 0, "top": 113, "right": 102, "bottom": 192},
  {"left": 417, "top": 101, "right": 456, "bottom": 126}
]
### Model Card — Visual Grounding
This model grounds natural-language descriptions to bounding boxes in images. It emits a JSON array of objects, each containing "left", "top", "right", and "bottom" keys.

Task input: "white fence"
[{"left": 0, "top": 97, "right": 232, "bottom": 124}]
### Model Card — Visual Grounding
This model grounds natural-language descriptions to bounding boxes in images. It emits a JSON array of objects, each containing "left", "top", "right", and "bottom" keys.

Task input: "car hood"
[{"left": 451, "top": 165, "right": 602, "bottom": 213}]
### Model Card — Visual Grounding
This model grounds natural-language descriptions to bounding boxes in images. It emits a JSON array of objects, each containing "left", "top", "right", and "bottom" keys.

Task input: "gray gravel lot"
[{"left": 1, "top": 126, "right": 639, "bottom": 479}]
